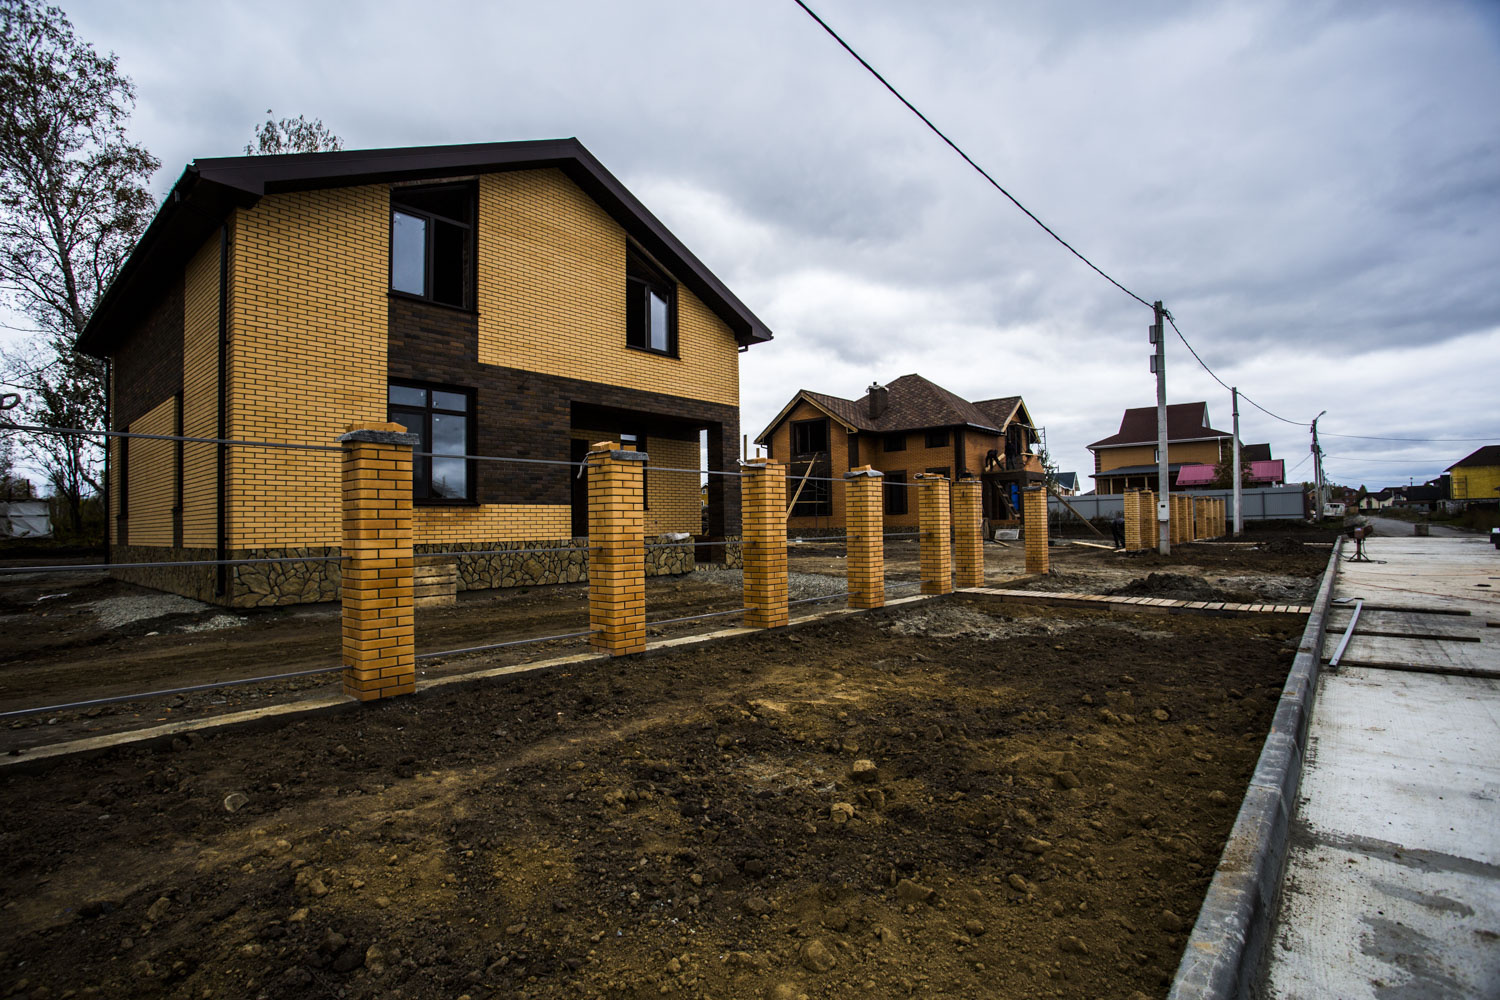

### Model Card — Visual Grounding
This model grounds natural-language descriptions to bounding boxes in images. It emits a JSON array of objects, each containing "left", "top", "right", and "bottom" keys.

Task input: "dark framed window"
[
  {"left": 924, "top": 429, "right": 949, "bottom": 448},
  {"left": 926, "top": 466, "right": 950, "bottom": 479},
  {"left": 390, "top": 184, "right": 475, "bottom": 309},
  {"left": 790, "top": 477, "right": 832, "bottom": 518},
  {"left": 884, "top": 471, "right": 908, "bottom": 515},
  {"left": 791, "top": 418, "right": 828, "bottom": 456},
  {"left": 387, "top": 382, "right": 474, "bottom": 503},
  {"left": 626, "top": 245, "right": 676, "bottom": 355},
  {"left": 883, "top": 433, "right": 906, "bottom": 452}
]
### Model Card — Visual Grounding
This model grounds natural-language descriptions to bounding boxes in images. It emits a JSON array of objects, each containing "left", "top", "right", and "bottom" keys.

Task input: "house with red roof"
[{"left": 1087, "top": 402, "right": 1254, "bottom": 494}]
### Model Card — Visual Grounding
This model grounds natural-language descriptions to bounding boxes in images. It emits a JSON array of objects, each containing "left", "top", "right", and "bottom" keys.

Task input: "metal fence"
[{"left": 1049, "top": 486, "right": 1306, "bottom": 523}]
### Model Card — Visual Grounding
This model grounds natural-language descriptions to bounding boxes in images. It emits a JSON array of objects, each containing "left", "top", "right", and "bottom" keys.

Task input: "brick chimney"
[{"left": 867, "top": 382, "right": 888, "bottom": 420}]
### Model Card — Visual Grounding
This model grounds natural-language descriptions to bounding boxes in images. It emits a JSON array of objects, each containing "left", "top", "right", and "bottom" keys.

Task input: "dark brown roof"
[
  {"left": 1087, "top": 402, "right": 1231, "bottom": 450},
  {"left": 1241, "top": 442, "right": 1272, "bottom": 463},
  {"left": 756, "top": 374, "right": 1025, "bottom": 444},
  {"left": 1447, "top": 445, "right": 1500, "bottom": 470},
  {"left": 79, "top": 138, "right": 772, "bottom": 356}
]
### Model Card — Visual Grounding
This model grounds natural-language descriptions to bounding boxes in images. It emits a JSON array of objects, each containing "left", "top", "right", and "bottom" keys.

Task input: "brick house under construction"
[
  {"left": 78, "top": 139, "right": 771, "bottom": 606},
  {"left": 754, "top": 374, "right": 1045, "bottom": 535}
]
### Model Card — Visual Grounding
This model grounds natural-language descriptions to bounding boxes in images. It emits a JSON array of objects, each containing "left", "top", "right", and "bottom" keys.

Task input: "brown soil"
[
  {"left": 0, "top": 597, "right": 1302, "bottom": 1000},
  {"left": 1108, "top": 573, "right": 1243, "bottom": 604}
]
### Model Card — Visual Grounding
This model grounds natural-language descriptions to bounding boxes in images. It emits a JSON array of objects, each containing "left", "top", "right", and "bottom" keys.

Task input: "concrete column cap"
[
  {"left": 845, "top": 466, "right": 884, "bottom": 479},
  {"left": 340, "top": 428, "right": 419, "bottom": 447}
]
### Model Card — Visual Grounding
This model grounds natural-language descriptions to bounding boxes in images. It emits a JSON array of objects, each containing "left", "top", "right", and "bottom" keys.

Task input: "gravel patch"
[
  {"left": 178, "top": 613, "right": 248, "bottom": 633},
  {"left": 87, "top": 594, "right": 210, "bottom": 629}
]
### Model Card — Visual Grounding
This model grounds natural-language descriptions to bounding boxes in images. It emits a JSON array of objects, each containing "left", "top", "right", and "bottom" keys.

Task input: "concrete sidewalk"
[{"left": 1262, "top": 534, "right": 1500, "bottom": 998}]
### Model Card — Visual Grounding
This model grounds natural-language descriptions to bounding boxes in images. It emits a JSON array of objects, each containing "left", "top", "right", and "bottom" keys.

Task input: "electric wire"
[
  {"left": 790, "top": 0, "right": 1152, "bottom": 310},
  {"left": 1319, "top": 432, "right": 1495, "bottom": 444},
  {"left": 1161, "top": 313, "right": 1305, "bottom": 427}
]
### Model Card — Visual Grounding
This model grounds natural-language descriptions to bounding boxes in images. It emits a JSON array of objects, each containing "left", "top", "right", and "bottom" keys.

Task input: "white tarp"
[{"left": 1, "top": 500, "right": 52, "bottom": 538}]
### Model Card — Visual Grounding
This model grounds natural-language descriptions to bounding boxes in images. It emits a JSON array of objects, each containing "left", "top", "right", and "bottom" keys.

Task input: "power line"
[
  {"left": 790, "top": 0, "right": 1152, "bottom": 310},
  {"left": 1320, "top": 431, "right": 1495, "bottom": 444},
  {"left": 1324, "top": 454, "right": 1446, "bottom": 465},
  {"left": 1161, "top": 312, "right": 1305, "bottom": 426}
]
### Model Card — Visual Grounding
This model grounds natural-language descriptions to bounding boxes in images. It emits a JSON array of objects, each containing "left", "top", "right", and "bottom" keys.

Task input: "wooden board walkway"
[{"left": 959, "top": 586, "right": 1311, "bottom": 616}]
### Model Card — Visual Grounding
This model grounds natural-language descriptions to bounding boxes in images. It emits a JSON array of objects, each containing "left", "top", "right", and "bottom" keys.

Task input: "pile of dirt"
[
  {"left": 1253, "top": 538, "right": 1308, "bottom": 555},
  {"left": 1109, "top": 573, "right": 1240, "bottom": 603},
  {"left": 0, "top": 600, "right": 1297, "bottom": 1000}
]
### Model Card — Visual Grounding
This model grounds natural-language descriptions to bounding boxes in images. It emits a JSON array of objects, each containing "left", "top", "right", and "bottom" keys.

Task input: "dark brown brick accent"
[
  {"left": 113, "top": 277, "right": 184, "bottom": 428},
  {"left": 387, "top": 297, "right": 740, "bottom": 534}
]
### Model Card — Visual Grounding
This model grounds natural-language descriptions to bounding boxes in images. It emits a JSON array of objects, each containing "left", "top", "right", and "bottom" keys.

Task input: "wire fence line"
[{"left": 0, "top": 666, "right": 345, "bottom": 720}]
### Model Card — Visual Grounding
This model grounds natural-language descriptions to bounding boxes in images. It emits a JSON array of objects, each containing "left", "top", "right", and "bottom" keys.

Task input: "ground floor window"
[
  {"left": 388, "top": 382, "right": 473, "bottom": 502},
  {"left": 884, "top": 471, "right": 908, "bottom": 515}
]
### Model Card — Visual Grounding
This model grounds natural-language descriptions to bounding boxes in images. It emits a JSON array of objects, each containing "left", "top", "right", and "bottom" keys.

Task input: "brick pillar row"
[
  {"left": 845, "top": 467, "right": 884, "bottom": 609},
  {"left": 1023, "top": 485, "right": 1049, "bottom": 575},
  {"left": 918, "top": 474, "right": 952, "bottom": 596},
  {"left": 741, "top": 458, "right": 788, "bottom": 629},
  {"left": 588, "top": 441, "right": 646, "bottom": 656},
  {"left": 952, "top": 478, "right": 983, "bottom": 588},
  {"left": 340, "top": 423, "right": 417, "bottom": 701}
]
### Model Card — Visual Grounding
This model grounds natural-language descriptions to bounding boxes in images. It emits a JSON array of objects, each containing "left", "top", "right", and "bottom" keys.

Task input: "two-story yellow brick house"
[
  {"left": 79, "top": 139, "right": 771, "bottom": 605},
  {"left": 1446, "top": 445, "right": 1500, "bottom": 507},
  {"left": 1087, "top": 402, "right": 1232, "bottom": 494}
]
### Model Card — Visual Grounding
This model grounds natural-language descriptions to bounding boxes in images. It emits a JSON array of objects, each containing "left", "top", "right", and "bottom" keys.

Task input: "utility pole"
[
  {"left": 1231, "top": 387, "right": 1243, "bottom": 537},
  {"left": 1311, "top": 410, "right": 1326, "bottom": 522},
  {"left": 1152, "top": 301, "right": 1170, "bottom": 555}
]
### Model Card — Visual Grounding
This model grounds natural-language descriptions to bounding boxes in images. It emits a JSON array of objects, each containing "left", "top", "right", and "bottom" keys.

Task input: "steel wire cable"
[{"left": 0, "top": 666, "right": 344, "bottom": 720}]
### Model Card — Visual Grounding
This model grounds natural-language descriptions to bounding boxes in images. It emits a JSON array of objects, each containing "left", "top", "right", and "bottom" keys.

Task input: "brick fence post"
[
  {"left": 1123, "top": 490, "right": 1144, "bottom": 551},
  {"left": 1217, "top": 498, "right": 1226, "bottom": 537},
  {"left": 340, "top": 423, "right": 418, "bottom": 701},
  {"left": 1140, "top": 489, "right": 1157, "bottom": 549},
  {"left": 1023, "top": 485, "right": 1049, "bottom": 575},
  {"left": 1169, "top": 495, "right": 1184, "bottom": 546},
  {"left": 741, "top": 458, "right": 788, "bottom": 629},
  {"left": 845, "top": 466, "right": 884, "bottom": 609},
  {"left": 588, "top": 441, "right": 646, "bottom": 656},
  {"left": 952, "top": 477, "right": 983, "bottom": 588},
  {"left": 918, "top": 473, "right": 953, "bottom": 595}
]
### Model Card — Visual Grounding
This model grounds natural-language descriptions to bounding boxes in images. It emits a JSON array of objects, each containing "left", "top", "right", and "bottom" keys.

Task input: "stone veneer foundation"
[{"left": 109, "top": 535, "right": 737, "bottom": 607}]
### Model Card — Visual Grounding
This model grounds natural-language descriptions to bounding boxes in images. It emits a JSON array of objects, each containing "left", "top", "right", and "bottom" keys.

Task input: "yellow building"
[
  {"left": 78, "top": 140, "right": 772, "bottom": 605},
  {"left": 1447, "top": 446, "right": 1500, "bottom": 505},
  {"left": 1087, "top": 402, "right": 1232, "bottom": 494}
]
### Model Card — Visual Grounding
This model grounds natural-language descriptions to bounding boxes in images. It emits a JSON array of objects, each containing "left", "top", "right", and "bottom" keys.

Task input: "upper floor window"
[
  {"left": 626, "top": 246, "right": 676, "bottom": 355},
  {"left": 883, "top": 433, "right": 906, "bottom": 452},
  {"left": 391, "top": 184, "right": 474, "bottom": 309},
  {"left": 388, "top": 382, "right": 473, "bottom": 503},
  {"left": 791, "top": 418, "right": 828, "bottom": 456},
  {"left": 925, "top": 429, "right": 949, "bottom": 448}
]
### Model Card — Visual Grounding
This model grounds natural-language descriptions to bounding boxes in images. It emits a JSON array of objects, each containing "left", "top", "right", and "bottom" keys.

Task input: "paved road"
[
  {"left": 1262, "top": 534, "right": 1500, "bottom": 998},
  {"left": 1364, "top": 514, "right": 1479, "bottom": 539}
]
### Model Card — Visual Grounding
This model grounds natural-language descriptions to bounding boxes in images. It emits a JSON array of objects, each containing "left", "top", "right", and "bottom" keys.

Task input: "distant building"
[
  {"left": 1446, "top": 445, "right": 1500, "bottom": 506},
  {"left": 1087, "top": 402, "right": 1232, "bottom": 494}
]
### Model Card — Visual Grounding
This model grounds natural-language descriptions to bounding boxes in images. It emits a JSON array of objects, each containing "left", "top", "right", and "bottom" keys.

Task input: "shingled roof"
[
  {"left": 756, "top": 374, "right": 1027, "bottom": 444},
  {"left": 1447, "top": 445, "right": 1500, "bottom": 470},
  {"left": 1087, "top": 402, "right": 1232, "bottom": 450},
  {"left": 79, "top": 138, "right": 772, "bottom": 356}
]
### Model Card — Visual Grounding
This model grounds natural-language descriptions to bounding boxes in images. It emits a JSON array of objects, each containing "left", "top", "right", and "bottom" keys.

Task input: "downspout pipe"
[{"left": 215, "top": 224, "right": 229, "bottom": 598}]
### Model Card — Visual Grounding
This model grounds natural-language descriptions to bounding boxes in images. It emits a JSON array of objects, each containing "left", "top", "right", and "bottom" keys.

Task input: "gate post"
[
  {"left": 845, "top": 466, "right": 885, "bottom": 609},
  {"left": 1023, "top": 485, "right": 1049, "bottom": 575},
  {"left": 952, "top": 477, "right": 983, "bottom": 588},
  {"left": 1124, "top": 489, "right": 1145, "bottom": 551},
  {"left": 340, "top": 423, "right": 417, "bottom": 701},
  {"left": 587, "top": 441, "right": 647, "bottom": 656},
  {"left": 741, "top": 458, "right": 788, "bottom": 629},
  {"left": 918, "top": 473, "right": 953, "bottom": 595}
]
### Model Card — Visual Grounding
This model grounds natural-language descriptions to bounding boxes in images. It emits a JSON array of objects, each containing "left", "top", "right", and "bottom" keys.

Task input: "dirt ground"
[
  {"left": 0, "top": 538, "right": 1329, "bottom": 755},
  {"left": 0, "top": 593, "right": 1306, "bottom": 1000}
]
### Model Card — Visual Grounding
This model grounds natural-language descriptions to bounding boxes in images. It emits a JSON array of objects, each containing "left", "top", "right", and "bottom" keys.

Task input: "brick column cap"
[
  {"left": 845, "top": 466, "right": 884, "bottom": 479},
  {"left": 340, "top": 427, "right": 419, "bottom": 447},
  {"left": 1023, "top": 484, "right": 1045, "bottom": 492},
  {"left": 588, "top": 440, "right": 649, "bottom": 463},
  {"left": 744, "top": 457, "right": 782, "bottom": 468},
  {"left": 914, "top": 472, "right": 949, "bottom": 481}
]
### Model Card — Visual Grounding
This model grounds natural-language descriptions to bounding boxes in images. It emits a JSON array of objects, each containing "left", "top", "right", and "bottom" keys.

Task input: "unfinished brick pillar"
[
  {"left": 587, "top": 441, "right": 647, "bottom": 656},
  {"left": 1199, "top": 497, "right": 1213, "bottom": 539},
  {"left": 845, "top": 466, "right": 884, "bottom": 609},
  {"left": 1023, "top": 485, "right": 1049, "bottom": 575},
  {"left": 1123, "top": 490, "right": 1145, "bottom": 551},
  {"left": 741, "top": 458, "right": 788, "bottom": 629},
  {"left": 1217, "top": 498, "right": 1227, "bottom": 537},
  {"left": 1169, "top": 495, "right": 1185, "bottom": 546},
  {"left": 952, "top": 477, "right": 983, "bottom": 588},
  {"left": 340, "top": 423, "right": 417, "bottom": 701},
  {"left": 917, "top": 474, "right": 953, "bottom": 595}
]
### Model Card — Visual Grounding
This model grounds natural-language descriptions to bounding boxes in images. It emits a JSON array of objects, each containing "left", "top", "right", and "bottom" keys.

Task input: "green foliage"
[
  {"left": 245, "top": 110, "right": 343, "bottom": 155},
  {"left": 0, "top": 0, "right": 159, "bottom": 531}
]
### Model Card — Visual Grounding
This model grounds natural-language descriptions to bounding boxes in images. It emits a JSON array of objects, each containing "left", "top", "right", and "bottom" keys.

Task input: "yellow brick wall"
[
  {"left": 1452, "top": 465, "right": 1500, "bottom": 502},
  {"left": 772, "top": 400, "right": 850, "bottom": 533},
  {"left": 182, "top": 233, "right": 220, "bottom": 547},
  {"left": 1098, "top": 439, "right": 1223, "bottom": 473},
  {"left": 868, "top": 431, "right": 961, "bottom": 529},
  {"left": 414, "top": 504, "right": 571, "bottom": 544},
  {"left": 572, "top": 428, "right": 702, "bottom": 535},
  {"left": 226, "top": 187, "right": 389, "bottom": 549},
  {"left": 476, "top": 169, "right": 739, "bottom": 408},
  {"left": 127, "top": 396, "right": 178, "bottom": 546}
]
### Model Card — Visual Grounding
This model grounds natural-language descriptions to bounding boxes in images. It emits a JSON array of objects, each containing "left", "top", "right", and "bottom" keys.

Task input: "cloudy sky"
[{"left": 25, "top": 0, "right": 1500, "bottom": 489}]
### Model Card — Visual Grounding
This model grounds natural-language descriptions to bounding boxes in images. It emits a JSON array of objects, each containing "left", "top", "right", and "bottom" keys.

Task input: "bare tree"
[
  {"left": 0, "top": 0, "right": 158, "bottom": 533},
  {"left": 245, "top": 110, "right": 344, "bottom": 155}
]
